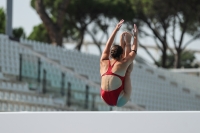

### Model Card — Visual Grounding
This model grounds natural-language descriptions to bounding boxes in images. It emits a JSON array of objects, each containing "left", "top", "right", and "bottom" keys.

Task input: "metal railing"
[{"left": 18, "top": 53, "right": 100, "bottom": 111}]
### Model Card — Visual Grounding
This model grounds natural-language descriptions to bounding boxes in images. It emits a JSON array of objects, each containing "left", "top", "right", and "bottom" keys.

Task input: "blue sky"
[{"left": 0, "top": 0, "right": 199, "bottom": 63}]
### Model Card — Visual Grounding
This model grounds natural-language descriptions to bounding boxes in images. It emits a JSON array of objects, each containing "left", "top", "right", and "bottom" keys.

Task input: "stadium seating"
[
  {"left": 0, "top": 34, "right": 200, "bottom": 111},
  {"left": 0, "top": 35, "right": 114, "bottom": 111}
]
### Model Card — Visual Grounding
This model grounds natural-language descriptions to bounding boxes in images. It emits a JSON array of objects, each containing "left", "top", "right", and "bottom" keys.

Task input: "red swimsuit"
[{"left": 101, "top": 60, "right": 125, "bottom": 106}]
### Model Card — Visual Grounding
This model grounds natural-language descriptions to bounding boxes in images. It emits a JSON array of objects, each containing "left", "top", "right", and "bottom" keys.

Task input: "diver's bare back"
[{"left": 100, "top": 58, "right": 129, "bottom": 91}]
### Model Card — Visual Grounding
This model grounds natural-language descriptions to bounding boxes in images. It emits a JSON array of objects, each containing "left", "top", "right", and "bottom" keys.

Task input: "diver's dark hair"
[{"left": 110, "top": 45, "right": 123, "bottom": 60}]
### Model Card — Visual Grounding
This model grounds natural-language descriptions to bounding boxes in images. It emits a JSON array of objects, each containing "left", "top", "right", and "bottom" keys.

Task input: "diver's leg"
[
  {"left": 116, "top": 63, "right": 133, "bottom": 107},
  {"left": 123, "top": 62, "right": 133, "bottom": 97},
  {"left": 124, "top": 35, "right": 132, "bottom": 58},
  {"left": 119, "top": 32, "right": 126, "bottom": 57},
  {"left": 116, "top": 32, "right": 134, "bottom": 107}
]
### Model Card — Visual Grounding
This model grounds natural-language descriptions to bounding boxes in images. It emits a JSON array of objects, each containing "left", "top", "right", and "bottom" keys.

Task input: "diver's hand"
[
  {"left": 124, "top": 32, "right": 132, "bottom": 44},
  {"left": 132, "top": 24, "right": 138, "bottom": 38},
  {"left": 115, "top": 19, "right": 124, "bottom": 31}
]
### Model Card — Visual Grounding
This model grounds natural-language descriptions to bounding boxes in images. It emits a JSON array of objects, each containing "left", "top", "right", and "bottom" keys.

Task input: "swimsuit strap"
[
  {"left": 102, "top": 60, "right": 117, "bottom": 76},
  {"left": 101, "top": 60, "right": 125, "bottom": 80},
  {"left": 110, "top": 60, "right": 117, "bottom": 68}
]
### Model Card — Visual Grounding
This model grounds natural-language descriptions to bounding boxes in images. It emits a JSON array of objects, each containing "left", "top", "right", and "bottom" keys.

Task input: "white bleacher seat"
[
  {"left": 0, "top": 92, "right": 3, "bottom": 99},
  {"left": 42, "top": 107, "right": 46, "bottom": 111},
  {"left": 25, "top": 105, "right": 30, "bottom": 111},
  {"left": 13, "top": 104, "right": 19, "bottom": 111},
  {"left": 21, "top": 95, "right": 27, "bottom": 102},
  {"left": 36, "top": 106, "right": 41, "bottom": 111},
  {"left": 37, "top": 97, "right": 42, "bottom": 103},
  {"left": 2, "top": 103, "right": 7, "bottom": 111},
  {"left": 32, "top": 96, "right": 38, "bottom": 103},
  {"left": 0, "top": 72, "right": 5, "bottom": 80},
  {"left": 7, "top": 103, "right": 13, "bottom": 111},
  {"left": 4, "top": 92, "right": 10, "bottom": 100},
  {"left": 10, "top": 93, "right": 15, "bottom": 100},
  {"left": 15, "top": 94, "right": 21, "bottom": 101},
  {"left": 19, "top": 105, "right": 25, "bottom": 111},
  {"left": 43, "top": 97, "right": 48, "bottom": 104}
]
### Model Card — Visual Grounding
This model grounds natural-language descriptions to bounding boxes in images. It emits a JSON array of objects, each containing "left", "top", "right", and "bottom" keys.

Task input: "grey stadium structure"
[{"left": 0, "top": 34, "right": 200, "bottom": 111}]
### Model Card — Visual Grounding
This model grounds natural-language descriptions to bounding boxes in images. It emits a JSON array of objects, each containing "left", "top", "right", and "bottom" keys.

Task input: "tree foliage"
[
  {"left": 28, "top": 24, "right": 50, "bottom": 43},
  {"left": 157, "top": 51, "right": 199, "bottom": 68},
  {"left": 128, "top": 0, "right": 200, "bottom": 68},
  {"left": 13, "top": 27, "right": 26, "bottom": 38},
  {"left": 31, "top": 0, "right": 71, "bottom": 46},
  {"left": 30, "top": 0, "right": 135, "bottom": 50},
  {"left": 64, "top": 0, "right": 104, "bottom": 50},
  {"left": 0, "top": 8, "right": 6, "bottom": 34},
  {"left": 29, "top": 0, "right": 200, "bottom": 68}
]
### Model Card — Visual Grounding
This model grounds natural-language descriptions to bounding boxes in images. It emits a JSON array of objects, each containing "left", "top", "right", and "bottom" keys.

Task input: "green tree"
[
  {"left": 64, "top": 0, "right": 103, "bottom": 50},
  {"left": 30, "top": 0, "right": 110, "bottom": 51},
  {"left": 31, "top": 0, "right": 70, "bottom": 46},
  {"left": 157, "top": 51, "right": 199, "bottom": 68},
  {"left": 30, "top": 0, "right": 200, "bottom": 64},
  {"left": 128, "top": 0, "right": 200, "bottom": 68},
  {"left": 85, "top": 0, "right": 135, "bottom": 54},
  {"left": 28, "top": 24, "right": 51, "bottom": 43},
  {"left": 0, "top": 8, "right": 6, "bottom": 34},
  {"left": 13, "top": 27, "right": 26, "bottom": 38}
]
